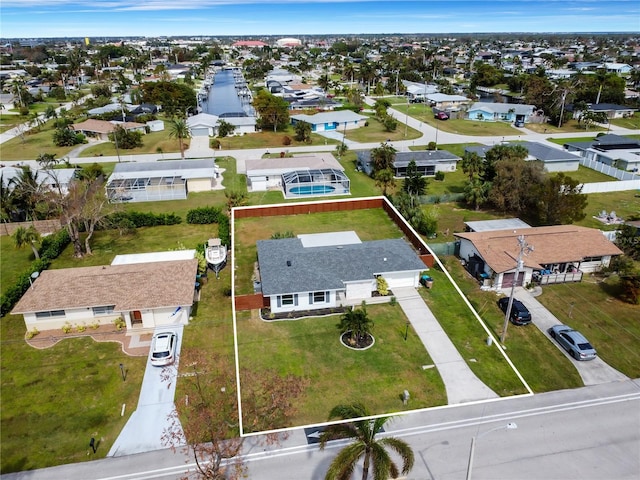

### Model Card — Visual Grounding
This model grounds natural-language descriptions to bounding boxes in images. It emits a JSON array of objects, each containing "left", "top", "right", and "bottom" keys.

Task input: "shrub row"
[
  {"left": 186, "top": 206, "right": 225, "bottom": 225},
  {"left": 1, "top": 229, "right": 70, "bottom": 317}
]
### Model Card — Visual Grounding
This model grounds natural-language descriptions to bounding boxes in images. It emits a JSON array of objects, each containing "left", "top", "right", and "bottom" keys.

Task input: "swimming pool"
[{"left": 289, "top": 185, "right": 336, "bottom": 195}]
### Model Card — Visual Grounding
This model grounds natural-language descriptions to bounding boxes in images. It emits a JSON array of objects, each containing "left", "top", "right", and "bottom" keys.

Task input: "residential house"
[
  {"left": 467, "top": 102, "right": 536, "bottom": 123},
  {"left": 244, "top": 153, "right": 349, "bottom": 197},
  {"left": 106, "top": 159, "right": 219, "bottom": 202},
  {"left": 603, "top": 63, "right": 633, "bottom": 74},
  {"left": 71, "top": 119, "right": 146, "bottom": 141},
  {"left": 357, "top": 150, "right": 461, "bottom": 177},
  {"left": 12, "top": 258, "right": 199, "bottom": 331},
  {"left": 257, "top": 232, "right": 426, "bottom": 314},
  {"left": 454, "top": 225, "right": 622, "bottom": 289},
  {"left": 464, "top": 142, "right": 581, "bottom": 172},
  {"left": 563, "top": 134, "right": 640, "bottom": 172},
  {"left": 571, "top": 103, "right": 637, "bottom": 120},
  {"left": 186, "top": 112, "right": 220, "bottom": 137},
  {"left": 0, "top": 166, "right": 78, "bottom": 194},
  {"left": 291, "top": 110, "right": 367, "bottom": 132},
  {"left": 425, "top": 93, "right": 471, "bottom": 111}
]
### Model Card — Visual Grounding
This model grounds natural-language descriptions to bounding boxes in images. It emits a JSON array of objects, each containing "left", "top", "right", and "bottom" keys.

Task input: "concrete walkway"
[
  {"left": 393, "top": 287, "right": 498, "bottom": 404},
  {"left": 512, "top": 287, "right": 629, "bottom": 386}
]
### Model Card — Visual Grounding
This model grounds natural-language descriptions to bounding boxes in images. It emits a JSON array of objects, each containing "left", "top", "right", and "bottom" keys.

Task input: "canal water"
[{"left": 202, "top": 69, "right": 254, "bottom": 117}]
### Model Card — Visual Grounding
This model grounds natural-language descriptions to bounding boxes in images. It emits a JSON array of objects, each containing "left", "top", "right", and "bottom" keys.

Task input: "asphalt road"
[{"left": 5, "top": 379, "right": 639, "bottom": 480}]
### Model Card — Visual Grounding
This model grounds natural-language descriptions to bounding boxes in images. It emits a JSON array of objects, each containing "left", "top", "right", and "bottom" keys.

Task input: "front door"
[{"left": 131, "top": 310, "right": 143, "bottom": 326}]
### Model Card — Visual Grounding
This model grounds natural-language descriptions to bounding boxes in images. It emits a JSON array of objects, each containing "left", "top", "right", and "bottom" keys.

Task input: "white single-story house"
[
  {"left": 146, "top": 119, "right": 165, "bottom": 132},
  {"left": 106, "top": 159, "right": 220, "bottom": 202},
  {"left": 71, "top": 119, "right": 146, "bottom": 140},
  {"left": 603, "top": 63, "right": 632, "bottom": 74},
  {"left": 467, "top": 102, "right": 536, "bottom": 123},
  {"left": 291, "top": 110, "right": 367, "bottom": 132},
  {"left": 563, "top": 134, "right": 640, "bottom": 172},
  {"left": 454, "top": 225, "right": 623, "bottom": 289},
  {"left": 187, "top": 113, "right": 220, "bottom": 137},
  {"left": 571, "top": 103, "right": 637, "bottom": 120},
  {"left": 257, "top": 232, "right": 427, "bottom": 314},
  {"left": 465, "top": 142, "right": 581, "bottom": 172},
  {"left": 245, "top": 153, "right": 348, "bottom": 197},
  {"left": 220, "top": 115, "right": 257, "bottom": 135},
  {"left": 425, "top": 93, "right": 471, "bottom": 110},
  {"left": 402, "top": 80, "right": 438, "bottom": 101},
  {"left": 1, "top": 166, "right": 78, "bottom": 194},
  {"left": 357, "top": 150, "right": 460, "bottom": 177},
  {"left": 12, "top": 258, "right": 199, "bottom": 331}
]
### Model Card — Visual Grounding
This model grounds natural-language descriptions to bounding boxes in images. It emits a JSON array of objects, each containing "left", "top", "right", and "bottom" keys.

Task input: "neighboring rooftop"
[{"left": 464, "top": 218, "right": 532, "bottom": 232}]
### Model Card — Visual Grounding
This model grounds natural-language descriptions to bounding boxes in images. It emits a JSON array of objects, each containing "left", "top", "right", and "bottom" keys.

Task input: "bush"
[
  {"left": 282, "top": 135, "right": 292, "bottom": 146},
  {"left": 186, "top": 206, "right": 225, "bottom": 225},
  {"left": 427, "top": 142, "right": 437, "bottom": 151},
  {"left": 62, "top": 322, "right": 73, "bottom": 334},
  {"left": 39, "top": 229, "right": 70, "bottom": 260},
  {"left": 211, "top": 139, "right": 221, "bottom": 149},
  {"left": 435, "top": 171, "right": 445, "bottom": 181},
  {"left": 25, "top": 327, "right": 39, "bottom": 339}
]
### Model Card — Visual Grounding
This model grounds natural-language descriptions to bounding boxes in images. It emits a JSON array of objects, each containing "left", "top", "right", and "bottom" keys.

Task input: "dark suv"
[{"left": 498, "top": 297, "right": 532, "bottom": 325}]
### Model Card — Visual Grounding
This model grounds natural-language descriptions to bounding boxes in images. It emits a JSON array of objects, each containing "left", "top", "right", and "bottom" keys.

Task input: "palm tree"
[
  {"left": 13, "top": 225, "right": 41, "bottom": 259},
  {"left": 319, "top": 403, "right": 414, "bottom": 480},
  {"left": 337, "top": 303, "right": 373, "bottom": 346},
  {"left": 460, "top": 151, "right": 484, "bottom": 182},
  {"left": 168, "top": 118, "right": 191, "bottom": 160}
]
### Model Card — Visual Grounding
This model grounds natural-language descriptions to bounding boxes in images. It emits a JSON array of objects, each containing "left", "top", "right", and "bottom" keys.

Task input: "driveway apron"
[
  {"left": 393, "top": 287, "right": 498, "bottom": 404},
  {"left": 511, "top": 287, "right": 629, "bottom": 386},
  {"left": 108, "top": 325, "right": 185, "bottom": 457}
]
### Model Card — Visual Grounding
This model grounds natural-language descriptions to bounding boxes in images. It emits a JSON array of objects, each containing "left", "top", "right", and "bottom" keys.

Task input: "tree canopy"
[
  {"left": 140, "top": 81, "right": 197, "bottom": 116},
  {"left": 252, "top": 90, "right": 290, "bottom": 132}
]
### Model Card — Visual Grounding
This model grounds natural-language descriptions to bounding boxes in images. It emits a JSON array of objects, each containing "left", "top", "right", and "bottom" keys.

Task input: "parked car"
[
  {"left": 497, "top": 297, "right": 532, "bottom": 325},
  {"left": 514, "top": 120, "right": 525, "bottom": 127},
  {"left": 150, "top": 331, "right": 177, "bottom": 366},
  {"left": 548, "top": 325, "right": 597, "bottom": 361},
  {"left": 434, "top": 111, "right": 449, "bottom": 120}
]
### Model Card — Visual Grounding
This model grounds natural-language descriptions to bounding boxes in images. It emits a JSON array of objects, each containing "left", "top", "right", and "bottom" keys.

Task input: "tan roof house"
[
  {"left": 454, "top": 225, "right": 622, "bottom": 288},
  {"left": 72, "top": 119, "right": 147, "bottom": 140},
  {"left": 12, "top": 259, "right": 198, "bottom": 331}
]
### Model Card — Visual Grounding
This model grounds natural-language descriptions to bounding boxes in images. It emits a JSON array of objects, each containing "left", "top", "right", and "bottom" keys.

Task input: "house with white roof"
[
  {"left": 467, "top": 102, "right": 537, "bottom": 124},
  {"left": 425, "top": 93, "right": 471, "bottom": 110},
  {"left": 291, "top": 110, "right": 367, "bottom": 132}
]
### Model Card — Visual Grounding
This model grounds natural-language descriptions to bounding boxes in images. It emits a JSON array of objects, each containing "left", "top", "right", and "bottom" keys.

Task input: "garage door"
[
  {"left": 383, "top": 272, "right": 417, "bottom": 289},
  {"left": 191, "top": 127, "right": 209, "bottom": 137},
  {"left": 502, "top": 272, "right": 525, "bottom": 288}
]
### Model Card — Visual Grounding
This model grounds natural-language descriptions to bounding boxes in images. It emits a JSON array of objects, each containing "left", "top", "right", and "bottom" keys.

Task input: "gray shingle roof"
[{"left": 257, "top": 238, "right": 425, "bottom": 295}]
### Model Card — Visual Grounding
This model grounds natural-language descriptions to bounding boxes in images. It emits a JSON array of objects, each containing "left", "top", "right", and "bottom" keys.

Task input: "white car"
[{"left": 150, "top": 331, "right": 177, "bottom": 366}]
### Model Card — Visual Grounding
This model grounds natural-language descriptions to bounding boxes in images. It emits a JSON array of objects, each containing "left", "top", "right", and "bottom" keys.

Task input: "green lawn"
[
  {"left": 79, "top": 130, "right": 186, "bottom": 158},
  {"left": 525, "top": 120, "right": 605, "bottom": 134},
  {"left": 0, "top": 120, "right": 78, "bottom": 160},
  {"left": 214, "top": 127, "right": 339, "bottom": 150},
  {"left": 344, "top": 114, "right": 422, "bottom": 143},
  {"left": 237, "top": 305, "right": 447, "bottom": 429},
  {"left": 534, "top": 277, "right": 640, "bottom": 378},
  {"left": 578, "top": 191, "right": 640, "bottom": 230},
  {"left": 0, "top": 314, "right": 145, "bottom": 473},
  {"left": 1, "top": 235, "right": 36, "bottom": 296}
]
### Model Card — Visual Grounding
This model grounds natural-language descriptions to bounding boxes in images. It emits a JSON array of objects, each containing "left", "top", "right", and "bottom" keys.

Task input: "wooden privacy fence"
[{"left": 0, "top": 220, "right": 62, "bottom": 236}]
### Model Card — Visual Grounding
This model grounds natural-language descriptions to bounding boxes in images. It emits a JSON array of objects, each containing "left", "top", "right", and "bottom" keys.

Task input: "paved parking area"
[
  {"left": 108, "top": 325, "right": 185, "bottom": 457},
  {"left": 510, "top": 288, "right": 628, "bottom": 386}
]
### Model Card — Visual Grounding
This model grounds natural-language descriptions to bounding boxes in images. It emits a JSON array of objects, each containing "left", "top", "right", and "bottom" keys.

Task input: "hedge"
[
  {"left": 186, "top": 206, "right": 225, "bottom": 225},
  {"left": 1, "top": 229, "right": 70, "bottom": 317}
]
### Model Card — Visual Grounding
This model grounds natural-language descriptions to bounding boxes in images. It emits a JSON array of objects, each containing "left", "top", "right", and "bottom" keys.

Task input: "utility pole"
[{"left": 500, "top": 235, "right": 533, "bottom": 344}]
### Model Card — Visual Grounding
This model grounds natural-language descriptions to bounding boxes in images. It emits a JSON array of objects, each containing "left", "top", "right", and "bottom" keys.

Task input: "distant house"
[
  {"left": 245, "top": 153, "right": 349, "bottom": 197},
  {"left": 12, "top": 258, "right": 199, "bottom": 331},
  {"left": 425, "top": 93, "right": 471, "bottom": 110},
  {"left": 71, "top": 119, "right": 146, "bottom": 140},
  {"left": 106, "top": 159, "right": 219, "bottom": 202},
  {"left": 454, "top": 225, "right": 622, "bottom": 289},
  {"left": 563, "top": 134, "right": 640, "bottom": 172},
  {"left": 357, "top": 149, "right": 461, "bottom": 177},
  {"left": 467, "top": 102, "right": 536, "bottom": 123},
  {"left": 571, "top": 103, "right": 637, "bottom": 120},
  {"left": 186, "top": 113, "right": 219, "bottom": 137},
  {"left": 464, "top": 141, "right": 581, "bottom": 172},
  {"left": 291, "top": 110, "right": 367, "bottom": 132},
  {"left": 257, "top": 232, "right": 426, "bottom": 314},
  {"left": 0, "top": 166, "right": 78, "bottom": 194},
  {"left": 603, "top": 63, "right": 632, "bottom": 74}
]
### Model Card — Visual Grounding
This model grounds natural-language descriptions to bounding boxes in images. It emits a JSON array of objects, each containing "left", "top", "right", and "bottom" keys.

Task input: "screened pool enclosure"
[{"left": 282, "top": 168, "right": 350, "bottom": 198}]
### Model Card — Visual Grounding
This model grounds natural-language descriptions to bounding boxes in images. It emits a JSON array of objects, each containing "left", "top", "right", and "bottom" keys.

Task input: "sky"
[{"left": 1, "top": 0, "right": 639, "bottom": 39}]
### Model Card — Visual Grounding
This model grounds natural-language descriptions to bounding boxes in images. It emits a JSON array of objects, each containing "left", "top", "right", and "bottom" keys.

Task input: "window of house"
[
  {"left": 310, "top": 291, "right": 329, "bottom": 304},
  {"left": 583, "top": 256, "right": 602, "bottom": 262},
  {"left": 92, "top": 305, "right": 116, "bottom": 316},
  {"left": 278, "top": 294, "right": 298, "bottom": 307},
  {"left": 35, "top": 310, "right": 65, "bottom": 319}
]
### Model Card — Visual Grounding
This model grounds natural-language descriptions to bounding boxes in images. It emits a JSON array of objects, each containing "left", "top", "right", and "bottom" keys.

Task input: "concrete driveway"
[
  {"left": 108, "top": 325, "right": 185, "bottom": 457},
  {"left": 510, "top": 287, "right": 628, "bottom": 386},
  {"left": 393, "top": 287, "right": 498, "bottom": 404}
]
